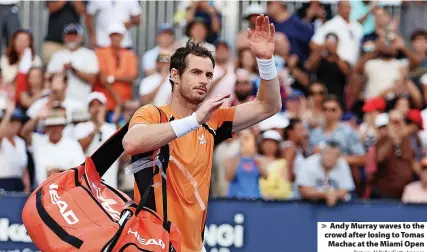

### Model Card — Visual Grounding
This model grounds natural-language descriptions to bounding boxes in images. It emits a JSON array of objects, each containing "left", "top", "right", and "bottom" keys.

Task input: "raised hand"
[
  {"left": 195, "top": 93, "right": 230, "bottom": 124},
  {"left": 247, "top": 14, "right": 275, "bottom": 59}
]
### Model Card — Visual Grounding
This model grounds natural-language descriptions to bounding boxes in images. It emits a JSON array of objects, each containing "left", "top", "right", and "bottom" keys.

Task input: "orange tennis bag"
[{"left": 22, "top": 120, "right": 181, "bottom": 251}]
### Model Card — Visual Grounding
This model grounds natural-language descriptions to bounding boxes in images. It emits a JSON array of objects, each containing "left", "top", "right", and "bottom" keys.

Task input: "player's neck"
[{"left": 169, "top": 95, "right": 198, "bottom": 118}]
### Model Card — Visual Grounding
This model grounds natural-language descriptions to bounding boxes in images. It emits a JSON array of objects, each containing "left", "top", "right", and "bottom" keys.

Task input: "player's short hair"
[{"left": 169, "top": 40, "right": 215, "bottom": 91}]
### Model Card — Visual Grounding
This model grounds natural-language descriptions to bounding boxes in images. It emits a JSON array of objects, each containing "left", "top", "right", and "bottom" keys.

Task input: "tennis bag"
[{"left": 22, "top": 115, "right": 181, "bottom": 251}]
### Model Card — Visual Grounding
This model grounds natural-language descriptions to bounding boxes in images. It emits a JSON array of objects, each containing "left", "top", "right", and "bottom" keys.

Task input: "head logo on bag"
[
  {"left": 48, "top": 184, "right": 79, "bottom": 225},
  {"left": 128, "top": 227, "right": 165, "bottom": 249},
  {"left": 92, "top": 183, "right": 121, "bottom": 221}
]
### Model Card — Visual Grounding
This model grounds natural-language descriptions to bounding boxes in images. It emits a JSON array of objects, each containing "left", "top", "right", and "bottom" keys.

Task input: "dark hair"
[
  {"left": 185, "top": 18, "right": 209, "bottom": 38},
  {"left": 325, "top": 33, "right": 339, "bottom": 41},
  {"left": 284, "top": 118, "right": 302, "bottom": 140},
  {"left": 6, "top": 30, "right": 35, "bottom": 65},
  {"left": 48, "top": 72, "right": 68, "bottom": 84},
  {"left": 257, "top": 138, "right": 282, "bottom": 158},
  {"left": 322, "top": 94, "right": 342, "bottom": 110},
  {"left": 169, "top": 40, "right": 215, "bottom": 91},
  {"left": 237, "top": 47, "right": 258, "bottom": 74},
  {"left": 410, "top": 29, "right": 427, "bottom": 42}
]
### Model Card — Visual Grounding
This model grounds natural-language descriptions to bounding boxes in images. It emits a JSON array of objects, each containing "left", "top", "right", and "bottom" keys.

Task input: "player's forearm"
[{"left": 255, "top": 58, "right": 282, "bottom": 114}]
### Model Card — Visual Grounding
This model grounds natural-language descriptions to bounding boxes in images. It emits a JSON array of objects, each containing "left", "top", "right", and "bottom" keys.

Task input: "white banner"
[{"left": 318, "top": 222, "right": 426, "bottom": 252}]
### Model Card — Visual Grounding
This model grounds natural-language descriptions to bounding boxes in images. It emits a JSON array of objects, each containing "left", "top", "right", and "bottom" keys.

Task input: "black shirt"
[
  {"left": 45, "top": 1, "right": 81, "bottom": 43},
  {"left": 316, "top": 57, "right": 347, "bottom": 106}
]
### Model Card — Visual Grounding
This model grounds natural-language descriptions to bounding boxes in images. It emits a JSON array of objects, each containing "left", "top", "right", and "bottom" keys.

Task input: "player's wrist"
[
  {"left": 170, "top": 112, "right": 200, "bottom": 138},
  {"left": 256, "top": 57, "right": 277, "bottom": 80}
]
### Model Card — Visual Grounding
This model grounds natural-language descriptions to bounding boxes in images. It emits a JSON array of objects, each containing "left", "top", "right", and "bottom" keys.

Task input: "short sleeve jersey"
[{"left": 129, "top": 104, "right": 236, "bottom": 252}]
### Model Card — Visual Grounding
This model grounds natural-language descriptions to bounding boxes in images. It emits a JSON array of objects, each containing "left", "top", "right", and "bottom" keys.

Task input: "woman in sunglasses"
[{"left": 302, "top": 81, "right": 326, "bottom": 130}]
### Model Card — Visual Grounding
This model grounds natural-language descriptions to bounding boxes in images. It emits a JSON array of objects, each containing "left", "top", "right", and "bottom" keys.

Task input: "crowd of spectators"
[{"left": 1, "top": 0, "right": 427, "bottom": 207}]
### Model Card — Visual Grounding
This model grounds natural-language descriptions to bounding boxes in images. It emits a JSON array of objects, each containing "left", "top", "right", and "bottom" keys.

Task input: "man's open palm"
[{"left": 247, "top": 14, "right": 275, "bottom": 59}]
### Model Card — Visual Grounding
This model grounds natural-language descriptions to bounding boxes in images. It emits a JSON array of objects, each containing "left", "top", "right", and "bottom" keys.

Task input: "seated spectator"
[
  {"left": 26, "top": 72, "right": 84, "bottom": 129},
  {"left": 0, "top": 100, "right": 30, "bottom": 192},
  {"left": 47, "top": 24, "right": 99, "bottom": 103},
  {"left": 74, "top": 92, "right": 118, "bottom": 188},
  {"left": 259, "top": 130, "right": 292, "bottom": 199},
  {"left": 94, "top": 23, "right": 138, "bottom": 123},
  {"left": 302, "top": 82, "right": 326, "bottom": 130},
  {"left": 43, "top": 1, "right": 86, "bottom": 64},
  {"left": 139, "top": 53, "right": 171, "bottom": 106},
  {"left": 296, "top": 140, "right": 355, "bottom": 206},
  {"left": 236, "top": 3, "right": 265, "bottom": 51},
  {"left": 282, "top": 118, "right": 308, "bottom": 180},
  {"left": 142, "top": 23, "right": 178, "bottom": 76},
  {"left": 207, "top": 40, "right": 236, "bottom": 107},
  {"left": 230, "top": 69, "right": 255, "bottom": 106},
  {"left": 86, "top": 0, "right": 141, "bottom": 48},
  {"left": 1, "top": 30, "right": 42, "bottom": 85},
  {"left": 311, "top": 1, "right": 362, "bottom": 66},
  {"left": 185, "top": 1, "right": 222, "bottom": 44},
  {"left": 22, "top": 106, "right": 85, "bottom": 186},
  {"left": 402, "top": 157, "right": 427, "bottom": 203},
  {"left": 225, "top": 129, "right": 268, "bottom": 199},
  {"left": 372, "top": 110, "right": 416, "bottom": 199},
  {"left": 305, "top": 33, "right": 351, "bottom": 107},
  {"left": 182, "top": 18, "right": 215, "bottom": 55},
  {"left": 18, "top": 67, "right": 49, "bottom": 110},
  {"left": 267, "top": 1, "right": 313, "bottom": 62}
]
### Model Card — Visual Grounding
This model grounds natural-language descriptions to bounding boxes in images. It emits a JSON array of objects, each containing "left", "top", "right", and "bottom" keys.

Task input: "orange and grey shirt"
[{"left": 129, "top": 104, "right": 236, "bottom": 252}]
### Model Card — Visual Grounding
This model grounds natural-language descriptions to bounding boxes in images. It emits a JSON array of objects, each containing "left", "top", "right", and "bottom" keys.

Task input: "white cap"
[
  {"left": 262, "top": 130, "right": 282, "bottom": 142},
  {"left": 43, "top": 116, "right": 68, "bottom": 127},
  {"left": 108, "top": 23, "right": 126, "bottom": 35},
  {"left": 87, "top": 92, "right": 107, "bottom": 106},
  {"left": 258, "top": 113, "right": 289, "bottom": 131},
  {"left": 375, "top": 113, "right": 389, "bottom": 128},
  {"left": 244, "top": 4, "right": 266, "bottom": 20}
]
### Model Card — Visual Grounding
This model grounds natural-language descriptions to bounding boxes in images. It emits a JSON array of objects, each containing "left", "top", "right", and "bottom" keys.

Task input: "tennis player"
[{"left": 123, "top": 14, "right": 280, "bottom": 252}]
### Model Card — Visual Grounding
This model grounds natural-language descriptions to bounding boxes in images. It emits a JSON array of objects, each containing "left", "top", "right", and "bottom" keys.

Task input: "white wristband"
[
  {"left": 256, "top": 57, "right": 277, "bottom": 80},
  {"left": 170, "top": 112, "right": 200, "bottom": 138}
]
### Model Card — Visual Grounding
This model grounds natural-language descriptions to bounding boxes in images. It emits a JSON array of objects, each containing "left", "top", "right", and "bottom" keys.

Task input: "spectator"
[
  {"left": 236, "top": 47, "right": 258, "bottom": 83},
  {"left": 372, "top": 109, "right": 417, "bottom": 199},
  {"left": 350, "top": 0, "right": 379, "bottom": 36},
  {"left": 1, "top": 30, "right": 42, "bottom": 85},
  {"left": 94, "top": 23, "right": 138, "bottom": 123},
  {"left": 139, "top": 53, "right": 171, "bottom": 106},
  {"left": 359, "top": 97, "right": 386, "bottom": 147},
  {"left": 0, "top": 0, "right": 20, "bottom": 54},
  {"left": 259, "top": 130, "right": 291, "bottom": 199},
  {"left": 302, "top": 82, "right": 326, "bottom": 130},
  {"left": 43, "top": 1, "right": 86, "bottom": 64},
  {"left": 230, "top": 69, "right": 255, "bottom": 107},
  {"left": 212, "top": 137, "right": 240, "bottom": 197},
  {"left": 236, "top": 3, "right": 265, "bottom": 51},
  {"left": 311, "top": 1, "right": 363, "bottom": 66},
  {"left": 26, "top": 72, "right": 84, "bottom": 128},
  {"left": 185, "top": 1, "right": 222, "bottom": 44},
  {"left": 116, "top": 99, "right": 139, "bottom": 128},
  {"left": 297, "top": 1, "right": 331, "bottom": 30},
  {"left": 182, "top": 18, "right": 215, "bottom": 55},
  {"left": 47, "top": 23, "right": 99, "bottom": 103},
  {"left": 225, "top": 129, "right": 268, "bottom": 199},
  {"left": 309, "top": 95, "right": 366, "bottom": 189},
  {"left": 0, "top": 100, "right": 30, "bottom": 192},
  {"left": 296, "top": 140, "right": 355, "bottom": 207},
  {"left": 18, "top": 67, "right": 49, "bottom": 110},
  {"left": 305, "top": 33, "right": 351, "bottom": 107},
  {"left": 21, "top": 106, "right": 85, "bottom": 186},
  {"left": 360, "top": 7, "right": 391, "bottom": 55},
  {"left": 207, "top": 40, "right": 236, "bottom": 107},
  {"left": 410, "top": 30, "right": 427, "bottom": 68},
  {"left": 284, "top": 89, "right": 305, "bottom": 120},
  {"left": 74, "top": 92, "right": 118, "bottom": 188},
  {"left": 282, "top": 118, "right": 308, "bottom": 180},
  {"left": 86, "top": 0, "right": 141, "bottom": 49},
  {"left": 267, "top": 1, "right": 313, "bottom": 62},
  {"left": 402, "top": 157, "right": 427, "bottom": 204},
  {"left": 142, "top": 23, "right": 177, "bottom": 76}
]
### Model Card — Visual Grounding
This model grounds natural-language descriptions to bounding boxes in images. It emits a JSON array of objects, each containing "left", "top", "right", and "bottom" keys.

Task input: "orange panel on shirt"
[
  {"left": 94, "top": 47, "right": 137, "bottom": 110},
  {"left": 130, "top": 104, "right": 235, "bottom": 252}
]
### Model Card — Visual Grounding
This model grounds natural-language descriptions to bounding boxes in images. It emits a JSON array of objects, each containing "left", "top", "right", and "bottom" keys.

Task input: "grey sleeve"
[{"left": 295, "top": 160, "right": 317, "bottom": 188}]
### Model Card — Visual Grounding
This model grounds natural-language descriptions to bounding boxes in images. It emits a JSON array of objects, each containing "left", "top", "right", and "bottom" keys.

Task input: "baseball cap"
[
  {"left": 243, "top": 4, "right": 266, "bottom": 20},
  {"left": 363, "top": 97, "right": 386, "bottom": 113},
  {"left": 87, "top": 92, "right": 107, "bottom": 106},
  {"left": 262, "top": 130, "right": 282, "bottom": 142},
  {"left": 108, "top": 23, "right": 126, "bottom": 35},
  {"left": 407, "top": 109, "right": 423, "bottom": 130},
  {"left": 63, "top": 23, "right": 83, "bottom": 36},
  {"left": 157, "top": 23, "right": 175, "bottom": 35},
  {"left": 375, "top": 113, "right": 389, "bottom": 128}
]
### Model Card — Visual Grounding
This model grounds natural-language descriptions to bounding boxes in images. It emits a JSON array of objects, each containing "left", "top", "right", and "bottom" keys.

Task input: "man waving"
[{"left": 123, "top": 15, "right": 280, "bottom": 252}]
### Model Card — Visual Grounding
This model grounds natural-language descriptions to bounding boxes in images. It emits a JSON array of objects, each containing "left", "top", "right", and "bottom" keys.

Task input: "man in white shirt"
[
  {"left": 74, "top": 92, "right": 119, "bottom": 188},
  {"left": 22, "top": 107, "right": 85, "bottom": 186},
  {"left": 139, "top": 53, "right": 172, "bottom": 106},
  {"left": 311, "top": 1, "right": 363, "bottom": 66},
  {"left": 142, "top": 23, "right": 178, "bottom": 76},
  {"left": 86, "top": 0, "right": 142, "bottom": 48},
  {"left": 47, "top": 24, "right": 99, "bottom": 103}
]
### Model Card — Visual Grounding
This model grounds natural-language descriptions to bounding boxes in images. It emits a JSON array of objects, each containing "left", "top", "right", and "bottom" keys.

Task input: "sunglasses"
[
  {"left": 310, "top": 90, "right": 325, "bottom": 96},
  {"left": 323, "top": 107, "right": 338, "bottom": 112}
]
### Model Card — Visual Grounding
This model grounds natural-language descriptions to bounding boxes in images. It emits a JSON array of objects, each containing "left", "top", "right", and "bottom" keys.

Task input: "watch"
[{"left": 107, "top": 75, "right": 115, "bottom": 84}]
